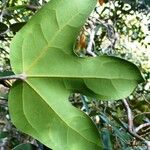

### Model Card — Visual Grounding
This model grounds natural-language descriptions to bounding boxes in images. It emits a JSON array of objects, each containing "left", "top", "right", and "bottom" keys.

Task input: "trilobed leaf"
[{"left": 9, "top": 0, "right": 144, "bottom": 150}]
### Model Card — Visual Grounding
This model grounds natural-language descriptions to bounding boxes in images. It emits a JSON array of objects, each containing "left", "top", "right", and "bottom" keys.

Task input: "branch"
[
  {"left": 135, "top": 123, "right": 150, "bottom": 133},
  {"left": 25, "top": 5, "right": 39, "bottom": 11},
  {"left": 86, "top": 17, "right": 97, "bottom": 57},
  {"left": 81, "top": 95, "right": 90, "bottom": 114},
  {"left": 0, "top": 99, "right": 7, "bottom": 106},
  {"left": 123, "top": 99, "right": 150, "bottom": 150},
  {"left": 140, "top": 128, "right": 150, "bottom": 137},
  {"left": 6, "top": 5, "right": 39, "bottom": 12},
  {"left": 123, "top": 99, "right": 134, "bottom": 132},
  {"left": 86, "top": 28, "right": 97, "bottom": 57}
]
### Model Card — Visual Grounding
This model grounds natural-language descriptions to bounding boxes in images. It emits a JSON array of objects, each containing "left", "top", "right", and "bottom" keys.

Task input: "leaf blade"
[{"left": 10, "top": 78, "right": 102, "bottom": 149}]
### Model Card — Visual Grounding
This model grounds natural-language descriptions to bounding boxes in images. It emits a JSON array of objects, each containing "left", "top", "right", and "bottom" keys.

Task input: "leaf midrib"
[
  {"left": 26, "top": 75, "right": 138, "bottom": 81},
  {"left": 25, "top": 11, "right": 82, "bottom": 73}
]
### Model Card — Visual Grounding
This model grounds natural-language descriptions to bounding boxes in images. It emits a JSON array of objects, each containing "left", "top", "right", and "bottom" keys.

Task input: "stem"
[
  {"left": 6, "top": 5, "right": 39, "bottom": 11},
  {"left": 81, "top": 95, "right": 90, "bottom": 114},
  {"left": 123, "top": 99, "right": 150, "bottom": 150},
  {"left": 123, "top": 99, "right": 134, "bottom": 132},
  {"left": 135, "top": 123, "right": 150, "bottom": 133},
  {"left": 86, "top": 27, "right": 97, "bottom": 57},
  {"left": 86, "top": 17, "right": 97, "bottom": 57},
  {"left": 0, "top": 99, "right": 7, "bottom": 106}
]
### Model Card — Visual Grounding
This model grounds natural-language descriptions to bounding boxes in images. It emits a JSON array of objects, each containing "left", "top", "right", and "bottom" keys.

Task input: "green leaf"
[
  {"left": 9, "top": 0, "right": 144, "bottom": 149},
  {"left": 12, "top": 143, "right": 37, "bottom": 150},
  {"left": 0, "top": 71, "right": 14, "bottom": 77},
  {"left": 10, "top": 22, "right": 26, "bottom": 34},
  {"left": 29, "top": 0, "right": 40, "bottom": 6},
  {"left": 100, "top": 113, "right": 132, "bottom": 144},
  {"left": 101, "top": 128, "right": 113, "bottom": 150},
  {"left": 0, "top": 131, "right": 8, "bottom": 139},
  {"left": 145, "top": 0, "right": 150, "bottom": 6},
  {"left": 0, "top": 22, "right": 8, "bottom": 34}
]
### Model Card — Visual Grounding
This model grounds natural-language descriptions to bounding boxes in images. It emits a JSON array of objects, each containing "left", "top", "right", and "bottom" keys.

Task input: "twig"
[
  {"left": 85, "top": 16, "right": 97, "bottom": 57},
  {"left": 140, "top": 129, "right": 150, "bottom": 137},
  {"left": 135, "top": 123, "right": 150, "bottom": 133},
  {"left": 0, "top": 0, "right": 8, "bottom": 22},
  {"left": 142, "top": 95, "right": 150, "bottom": 105},
  {"left": 90, "top": 17, "right": 118, "bottom": 53},
  {"left": 86, "top": 28, "right": 97, "bottom": 57},
  {"left": 6, "top": 5, "right": 39, "bottom": 12},
  {"left": 81, "top": 95, "right": 90, "bottom": 114},
  {"left": 123, "top": 99, "right": 134, "bottom": 132},
  {"left": 25, "top": 5, "right": 39, "bottom": 11},
  {"left": 0, "top": 99, "right": 7, "bottom": 106},
  {"left": 123, "top": 99, "right": 150, "bottom": 150}
]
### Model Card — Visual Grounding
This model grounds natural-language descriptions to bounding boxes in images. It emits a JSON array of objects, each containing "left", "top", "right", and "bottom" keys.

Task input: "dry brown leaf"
[
  {"left": 76, "top": 33, "right": 87, "bottom": 49},
  {"left": 98, "top": 0, "right": 105, "bottom": 6}
]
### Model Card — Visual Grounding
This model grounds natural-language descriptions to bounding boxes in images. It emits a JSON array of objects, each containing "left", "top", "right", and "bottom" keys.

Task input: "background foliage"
[{"left": 0, "top": 0, "right": 150, "bottom": 150}]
